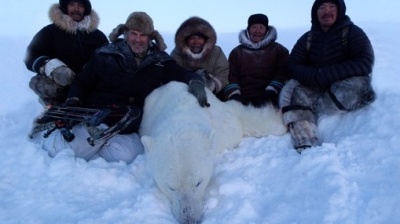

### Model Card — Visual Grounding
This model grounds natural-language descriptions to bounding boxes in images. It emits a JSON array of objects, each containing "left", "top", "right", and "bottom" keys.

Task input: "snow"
[{"left": 1, "top": 19, "right": 400, "bottom": 224}]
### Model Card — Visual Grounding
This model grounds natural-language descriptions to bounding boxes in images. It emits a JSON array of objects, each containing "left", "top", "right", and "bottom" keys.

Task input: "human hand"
[
  {"left": 229, "top": 93, "right": 242, "bottom": 103},
  {"left": 188, "top": 80, "right": 210, "bottom": 107},
  {"left": 62, "top": 97, "right": 82, "bottom": 107},
  {"left": 196, "top": 69, "right": 215, "bottom": 92},
  {"left": 263, "top": 90, "right": 278, "bottom": 108},
  {"left": 44, "top": 59, "right": 75, "bottom": 86}
]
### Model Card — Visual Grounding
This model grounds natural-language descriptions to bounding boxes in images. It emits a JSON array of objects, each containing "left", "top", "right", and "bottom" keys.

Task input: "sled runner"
[{"left": 29, "top": 106, "right": 141, "bottom": 146}]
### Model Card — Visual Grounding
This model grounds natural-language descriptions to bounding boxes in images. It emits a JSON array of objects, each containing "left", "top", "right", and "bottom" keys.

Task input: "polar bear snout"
[{"left": 172, "top": 194, "right": 204, "bottom": 224}]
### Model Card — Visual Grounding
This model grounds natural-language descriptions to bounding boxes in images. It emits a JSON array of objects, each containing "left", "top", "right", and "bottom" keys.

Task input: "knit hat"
[
  {"left": 247, "top": 13, "right": 269, "bottom": 30},
  {"left": 108, "top": 11, "right": 167, "bottom": 51},
  {"left": 59, "top": 0, "right": 92, "bottom": 16}
]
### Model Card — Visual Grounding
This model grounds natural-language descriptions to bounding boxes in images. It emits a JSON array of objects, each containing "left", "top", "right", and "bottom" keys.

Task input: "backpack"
[{"left": 306, "top": 26, "right": 349, "bottom": 53}]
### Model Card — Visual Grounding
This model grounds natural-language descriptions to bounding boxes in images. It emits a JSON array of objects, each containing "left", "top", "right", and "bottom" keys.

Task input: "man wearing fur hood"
[
  {"left": 24, "top": 0, "right": 108, "bottom": 107},
  {"left": 36, "top": 12, "right": 208, "bottom": 164},
  {"left": 171, "top": 17, "right": 229, "bottom": 97},
  {"left": 279, "top": 0, "right": 375, "bottom": 152}
]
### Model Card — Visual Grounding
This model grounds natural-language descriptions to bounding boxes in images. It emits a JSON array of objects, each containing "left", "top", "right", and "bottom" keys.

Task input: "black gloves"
[
  {"left": 188, "top": 80, "right": 210, "bottom": 107},
  {"left": 62, "top": 97, "right": 82, "bottom": 107},
  {"left": 195, "top": 69, "right": 216, "bottom": 92},
  {"left": 42, "top": 58, "right": 75, "bottom": 86},
  {"left": 229, "top": 93, "right": 242, "bottom": 103},
  {"left": 263, "top": 90, "right": 278, "bottom": 108}
]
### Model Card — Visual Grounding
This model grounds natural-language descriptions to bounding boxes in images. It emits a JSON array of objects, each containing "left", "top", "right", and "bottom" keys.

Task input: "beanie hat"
[
  {"left": 59, "top": 0, "right": 92, "bottom": 16},
  {"left": 108, "top": 12, "right": 167, "bottom": 51},
  {"left": 247, "top": 13, "right": 269, "bottom": 30}
]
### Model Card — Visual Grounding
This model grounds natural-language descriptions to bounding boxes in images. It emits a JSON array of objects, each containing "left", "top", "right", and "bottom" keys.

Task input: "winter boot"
[
  {"left": 29, "top": 74, "right": 67, "bottom": 106},
  {"left": 288, "top": 120, "right": 320, "bottom": 153}
]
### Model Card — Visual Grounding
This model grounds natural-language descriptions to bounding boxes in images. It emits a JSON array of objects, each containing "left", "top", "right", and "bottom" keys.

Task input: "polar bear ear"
[{"left": 141, "top": 136, "right": 153, "bottom": 153}]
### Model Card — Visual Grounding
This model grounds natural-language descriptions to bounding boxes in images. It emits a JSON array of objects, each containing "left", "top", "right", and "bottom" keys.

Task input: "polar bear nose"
[{"left": 182, "top": 207, "right": 201, "bottom": 224}]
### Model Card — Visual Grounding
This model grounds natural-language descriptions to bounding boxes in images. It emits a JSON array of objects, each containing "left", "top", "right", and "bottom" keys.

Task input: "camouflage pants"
[
  {"left": 280, "top": 76, "right": 375, "bottom": 150},
  {"left": 29, "top": 74, "right": 67, "bottom": 106}
]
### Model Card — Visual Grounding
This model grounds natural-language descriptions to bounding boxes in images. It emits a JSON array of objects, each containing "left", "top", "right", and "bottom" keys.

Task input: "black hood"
[
  {"left": 311, "top": 0, "right": 347, "bottom": 27},
  {"left": 59, "top": 0, "right": 92, "bottom": 16}
]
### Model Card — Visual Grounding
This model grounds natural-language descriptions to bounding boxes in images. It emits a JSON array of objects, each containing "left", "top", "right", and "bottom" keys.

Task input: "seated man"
[
  {"left": 170, "top": 16, "right": 229, "bottom": 99},
  {"left": 223, "top": 13, "right": 289, "bottom": 108},
  {"left": 24, "top": 0, "right": 107, "bottom": 106},
  {"left": 280, "top": 0, "right": 375, "bottom": 153}
]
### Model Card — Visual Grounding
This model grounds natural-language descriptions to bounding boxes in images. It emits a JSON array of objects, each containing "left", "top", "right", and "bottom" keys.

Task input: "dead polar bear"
[{"left": 139, "top": 81, "right": 286, "bottom": 224}]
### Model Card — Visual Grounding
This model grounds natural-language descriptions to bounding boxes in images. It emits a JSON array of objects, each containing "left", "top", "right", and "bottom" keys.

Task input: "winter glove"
[
  {"left": 188, "top": 80, "right": 210, "bottom": 107},
  {"left": 228, "top": 93, "right": 242, "bottom": 103},
  {"left": 43, "top": 59, "right": 75, "bottom": 87},
  {"left": 62, "top": 97, "right": 82, "bottom": 107},
  {"left": 263, "top": 89, "right": 279, "bottom": 108},
  {"left": 196, "top": 69, "right": 216, "bottom": 92}
]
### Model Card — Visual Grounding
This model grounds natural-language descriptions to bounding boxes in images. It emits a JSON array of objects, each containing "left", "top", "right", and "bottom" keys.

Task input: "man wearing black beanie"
[
  {"left": 247, "top": 13, "right": 269, "bottom": 31},
  {"left": 280, "top": 0, "right": 375, "bottom": 153},
  {"left": 224, "top": 13, "right": 289, "bottom": 108}
]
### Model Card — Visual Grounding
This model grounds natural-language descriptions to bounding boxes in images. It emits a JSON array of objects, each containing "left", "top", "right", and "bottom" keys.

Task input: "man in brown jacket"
[{"left": 224, "top": 13, "right": 289, "bottom": 108}]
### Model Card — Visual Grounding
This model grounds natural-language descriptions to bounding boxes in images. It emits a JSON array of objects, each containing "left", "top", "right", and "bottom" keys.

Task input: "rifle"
[{"left": 29, "top": 106, "right": 141, "bottom": 146}]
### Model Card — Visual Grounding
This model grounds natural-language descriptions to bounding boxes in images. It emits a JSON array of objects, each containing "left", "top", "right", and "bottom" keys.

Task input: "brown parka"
[{"left": 226, "top": 26, "right": 289, "bottom": 103}]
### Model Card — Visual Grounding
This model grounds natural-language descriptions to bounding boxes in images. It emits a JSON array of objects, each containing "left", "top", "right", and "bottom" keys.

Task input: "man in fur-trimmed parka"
[
  {"left": 279, "top": 0, "right": 375, "bottom": 152},
  {"left": 171, "top": 17, "right": 229, "bottom": 98},
  {"left": 223, "top": 13, "right": 289, "bottom": 108},
  {"left": 24, "top": 0, "right": 108, "bottom": 106}
]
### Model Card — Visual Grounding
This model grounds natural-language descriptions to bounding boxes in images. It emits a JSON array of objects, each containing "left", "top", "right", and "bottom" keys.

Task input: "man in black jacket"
[
  {"left": 39, "top": 11, "right": 208, "bottom": 164},
  {"left": 280, "top": 0, "right": 375, "bottom": 153},
  {"left": 24, "top": 0, "right": 108, "bottom": 106}
]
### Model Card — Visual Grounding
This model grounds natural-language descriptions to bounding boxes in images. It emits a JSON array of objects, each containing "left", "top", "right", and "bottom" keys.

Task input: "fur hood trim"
[
  {"left": 49, "top": 4, "right": 100, "bottom": 34},
  {"left": 174, "top": 17, "right": 216, "bottom": 63},
  {"left": 239, "top": 26, "right": 277, "bottom": 50}
]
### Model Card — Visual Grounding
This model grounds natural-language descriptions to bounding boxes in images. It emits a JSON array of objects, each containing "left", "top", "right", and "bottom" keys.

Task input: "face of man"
[
  {"left": 187, "top": 35, "right": 206, "bottom": 54},
  {"left": 248, "top": 24, "right": 267, "bottom": 43},
  {"left": 126, "top": 30, "right": 150, "bottom": 54},
  {"left": 67, "top": 1, "right": 85, "bottom": 22},
  {"left": 317, "top": 2, "right": 338, "bottom": 31}
]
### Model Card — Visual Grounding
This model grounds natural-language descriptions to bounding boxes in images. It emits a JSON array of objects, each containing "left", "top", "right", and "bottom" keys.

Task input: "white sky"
[{"left": 1, "top": 0, "right": 399, "bottom": 37}]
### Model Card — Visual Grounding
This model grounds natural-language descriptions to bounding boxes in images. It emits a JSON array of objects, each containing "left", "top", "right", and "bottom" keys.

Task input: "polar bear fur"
[{"left": 139, "top": 82, "right": 286, "bottom": 224}]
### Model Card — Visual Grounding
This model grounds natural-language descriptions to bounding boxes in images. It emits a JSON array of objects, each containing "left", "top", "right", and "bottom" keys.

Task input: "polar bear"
[{"left": 139, "top": 82, "right": 286, "bottom": 224}]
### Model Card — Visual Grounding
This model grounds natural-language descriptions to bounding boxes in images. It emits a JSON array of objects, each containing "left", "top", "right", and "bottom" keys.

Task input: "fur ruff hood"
[
  {"left": 239, "top": 26, "right": 277, "bottom": 50},
  {"left": 174, "top": 17, "right": 217, "bottom": 64},
  {"left": 49, "top": 3, "right": 100, "bottom": 34}
]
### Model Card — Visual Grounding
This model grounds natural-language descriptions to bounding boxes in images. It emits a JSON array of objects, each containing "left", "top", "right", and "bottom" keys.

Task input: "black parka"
[
  {"left": 288, "top": 0, "right": 374, "bottom": 88},
  {"left": 68, "top": 39, "right": 201, "bottom": 107},
  {"left": 24, "top": 4, "right": 108, "bottom": 74},
  {"left": 67, "top": 40, "right": 202, "bottom": 133}
]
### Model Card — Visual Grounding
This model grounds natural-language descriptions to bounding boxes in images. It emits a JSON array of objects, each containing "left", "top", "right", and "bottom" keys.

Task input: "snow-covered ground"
[{"left": 1, "top": 21, "right": 399, "bottom": 224}]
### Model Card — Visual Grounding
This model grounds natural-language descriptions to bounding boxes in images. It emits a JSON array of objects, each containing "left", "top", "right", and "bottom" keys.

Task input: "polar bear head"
[{"left": 142, "top": 129, "right": 215, "bottom": 224}]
